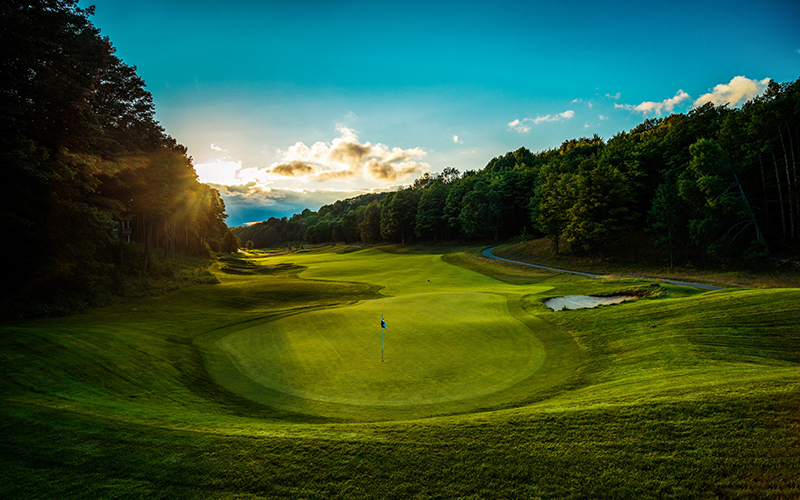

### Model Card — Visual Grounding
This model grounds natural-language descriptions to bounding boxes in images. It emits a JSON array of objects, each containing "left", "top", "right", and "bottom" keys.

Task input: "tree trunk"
[
  {"left": 170, "top": 215, "right": 177, "bottom": 258},
  {"left": 759, "top": 155, "right": 768, "bottom": 219},
  {"left": 787, "top": 124, "right": 798, "bottom": 227},
  {"left": 773, "top": 150, "right": 787, "bottom": 235},
  {"left": 780, "top": 129, "right": 795, "bottom": 238},
  {"left": 734, "top": 174, "right": 764, "bottom": 243},
  {"left": 143, "top": 216, "right": 151, "bottom": 274},
  {"left": 119, "top": 221, "right": 124, "bottom": 268},
  {"left": 664, "top": 212, "right": 674, "bottom": 269}
]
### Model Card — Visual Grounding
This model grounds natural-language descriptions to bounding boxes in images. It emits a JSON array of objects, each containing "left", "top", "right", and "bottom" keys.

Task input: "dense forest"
[
  {"left": 1, "top": 1, "right": 238, "bottom": 317},
  {"left": 234, "top": 77, "right": 800, "bottom": 266}
]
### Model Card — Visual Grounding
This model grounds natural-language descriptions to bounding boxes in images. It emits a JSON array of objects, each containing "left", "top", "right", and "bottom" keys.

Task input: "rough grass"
[{"left": 1, "top": 244, "right": 799, "bottom": 499}]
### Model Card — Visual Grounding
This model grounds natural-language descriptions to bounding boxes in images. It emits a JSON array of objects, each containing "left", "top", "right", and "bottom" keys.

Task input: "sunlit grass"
[{"left": 1, "top": 244, "right": 799, "bottom": 498}]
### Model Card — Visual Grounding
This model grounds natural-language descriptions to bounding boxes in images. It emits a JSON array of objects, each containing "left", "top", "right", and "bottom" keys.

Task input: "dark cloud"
[
  {"left": 328, "top": 141, "right": 371, "bottom": 163},
  {"left": 269, "top": 161, "right": 316, "bottom": 177},
  {"left": 268, "top": 125, "right": 431, "bottom": 182},
  {"left": 365, "top": 159, "right": 426, "bottom": 181}
]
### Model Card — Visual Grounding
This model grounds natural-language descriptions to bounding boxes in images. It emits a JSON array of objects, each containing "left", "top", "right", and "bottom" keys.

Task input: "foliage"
[
  {"left": 1, "top": 0, "right": 235, "bottom": 317},
  {"left": 563, "top": 160, "right": 636, "bottom": 259},
  {"left": 235, "top": 80, "right": 800, "bottom": 266},
  {"left": 380, "top": 188, "right": 421, "bottom": 244}
]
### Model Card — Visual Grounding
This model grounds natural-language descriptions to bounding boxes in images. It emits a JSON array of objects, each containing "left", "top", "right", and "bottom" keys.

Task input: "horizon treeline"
[
  {"left": 1, "top": 0, "right": 238, "bottom": 316},
  {"left": 234, "top": 76, "right": 800, "bottom": 265}
]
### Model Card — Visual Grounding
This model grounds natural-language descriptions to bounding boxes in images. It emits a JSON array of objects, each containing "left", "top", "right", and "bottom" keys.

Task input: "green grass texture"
[{"left": 2, "top": 245, "right": 799, "bottom": 499}]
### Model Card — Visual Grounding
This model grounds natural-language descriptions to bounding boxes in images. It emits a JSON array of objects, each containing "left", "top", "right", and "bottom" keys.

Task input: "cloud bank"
[
  {"left": 266, "top": 125, "right": 430, "bottom": 182},
  {"left": 194, "top": 126, "right": 432, "bottom": 225},
  {"left": 615, "top": 90, "right": 691, "bottom": 116},
  {"left": 508, "top": 110, "right": 575, "bottom": 133},
  {"left": 693, "top": 76, "right": 771, "bottom": 107},
  {"left": 614, "top": 76, "right": 772, "bottom": 117}
]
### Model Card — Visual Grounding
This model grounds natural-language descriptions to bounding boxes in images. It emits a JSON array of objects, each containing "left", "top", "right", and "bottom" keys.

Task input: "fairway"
[
  {"left": 200, "top": 248, "right": 569, "bottom": 419},
  {"left": 3, "top": 245, "right": 800, "bottom": 498}
]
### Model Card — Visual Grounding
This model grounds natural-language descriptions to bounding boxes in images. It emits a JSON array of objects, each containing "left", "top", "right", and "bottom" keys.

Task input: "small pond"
[{"left": 543, "top": 295, "right": 636, "bottom": 311}]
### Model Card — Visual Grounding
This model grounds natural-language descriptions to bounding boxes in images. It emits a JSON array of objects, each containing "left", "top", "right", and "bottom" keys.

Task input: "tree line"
[
  {"left": 2, "top": 1, "right": 238, "bottom": 316},
  {"left": 234, "top": 76, "right": 800, "bottom": 266}
]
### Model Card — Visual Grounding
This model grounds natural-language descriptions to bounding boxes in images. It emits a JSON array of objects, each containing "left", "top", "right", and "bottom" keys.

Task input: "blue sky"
[{"left": 80, "top": 0, "right": 800, "bottom": 226}]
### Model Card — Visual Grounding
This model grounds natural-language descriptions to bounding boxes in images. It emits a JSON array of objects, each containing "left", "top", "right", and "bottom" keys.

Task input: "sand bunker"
[{"left": 544, "top": 295, "right": 635, "bottom": 311}]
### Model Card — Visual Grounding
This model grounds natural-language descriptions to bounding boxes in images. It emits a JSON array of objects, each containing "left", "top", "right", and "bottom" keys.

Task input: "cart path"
[{"left": 482, "top": 247, "right": 724, "bottom": 291}]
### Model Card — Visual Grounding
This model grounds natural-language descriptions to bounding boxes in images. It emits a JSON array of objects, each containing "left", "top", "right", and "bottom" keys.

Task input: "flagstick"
[{"left": 381, "top": 327, "right": 384, "bottom": 362}]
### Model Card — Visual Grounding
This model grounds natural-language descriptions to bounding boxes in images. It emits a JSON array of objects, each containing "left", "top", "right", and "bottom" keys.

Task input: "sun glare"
[{"left": 194, "top": 158, "right": 249, "bottom": 186}]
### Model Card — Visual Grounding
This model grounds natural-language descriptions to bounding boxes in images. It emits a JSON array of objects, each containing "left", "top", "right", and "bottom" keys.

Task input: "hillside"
[{"left": 2, "top": 245, "right": 798, "bottom": 498}]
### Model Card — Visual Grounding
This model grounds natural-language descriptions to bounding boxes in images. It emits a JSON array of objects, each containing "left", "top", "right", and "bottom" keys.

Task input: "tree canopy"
[
  {"left": 2, "top": 0, "right": 237, "bottom": 316},
  {"left": 233, "top": 76, "right": 800, "bottom": 267}
]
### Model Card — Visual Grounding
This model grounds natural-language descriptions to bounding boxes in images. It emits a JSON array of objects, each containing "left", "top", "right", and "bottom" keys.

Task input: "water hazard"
[{"left": 543, "top": 295, "right": 635, "bottom": 311}]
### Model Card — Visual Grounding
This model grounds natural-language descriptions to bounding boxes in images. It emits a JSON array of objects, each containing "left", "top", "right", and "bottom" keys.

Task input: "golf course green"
[
  {"left": 2, "top": 244, "right": 799, "bottom": 498},
  {"left": 198, "top": 248, "right": 571, "bottom": 420}
]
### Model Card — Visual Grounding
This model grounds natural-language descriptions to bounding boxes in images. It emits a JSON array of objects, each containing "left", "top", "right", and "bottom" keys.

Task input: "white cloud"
[
  {"left": 605, "top": 92, "right": 621, "bottom": 100},
  {"left": 614, "top": 77, "right": 771, "bottom": 117},
  {"left": 508, "top": 110, "right": 575, "bottom": 133},
  {"left": 537, "top": 110, "right": 574, "bottom": 123},
  {"left": 615, "top": 90, "right": 691, "bottom": 116},
  {"left": 266, "top": 125, "right": 431, "bottom": 182},
  {"left": 507, "top": 119, "right": 530, "bottom": 133},
  {"left": 572, "top": 98, "right": 593, "bottom": 108},
  {"left": 210, "top": 144, "right": 226, "bottom": 152},
  {"left": 453, "top": 134, "right": 464, "bottom": 144},
  {"left": 693, "top": 76, "right": 771, "bottom": 107},
  {"left": 599, "top": 115, "right": 609, "bottom": 120}
]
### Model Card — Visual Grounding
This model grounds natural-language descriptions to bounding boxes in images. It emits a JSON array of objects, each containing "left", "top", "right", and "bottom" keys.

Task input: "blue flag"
[{"left": 381, "top": 316, "right": 386, "bottom": 329}]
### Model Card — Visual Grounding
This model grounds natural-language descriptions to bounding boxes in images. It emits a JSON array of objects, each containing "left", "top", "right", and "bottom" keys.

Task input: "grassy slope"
[{"left": 1, "top": 245, "right": 799, "bottom": 499}]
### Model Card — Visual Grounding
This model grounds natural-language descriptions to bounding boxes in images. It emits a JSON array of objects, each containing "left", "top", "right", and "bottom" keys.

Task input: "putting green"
[
  {"left": 198, "top": 248, "right": 582, "bottom": 420},
  {"left": 218, "top": 292, "right": 544, "bottom": 406}
]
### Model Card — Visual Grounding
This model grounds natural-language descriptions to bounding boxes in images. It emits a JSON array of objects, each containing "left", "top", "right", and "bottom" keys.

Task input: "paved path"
[{"left": 482, "top": 247, "right": 724, "bottom": 291}]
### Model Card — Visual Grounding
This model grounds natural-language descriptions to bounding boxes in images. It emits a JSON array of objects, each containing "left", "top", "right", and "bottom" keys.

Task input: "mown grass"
[{"left": 1, "top": 244, "right": 799, "bottom": 499}]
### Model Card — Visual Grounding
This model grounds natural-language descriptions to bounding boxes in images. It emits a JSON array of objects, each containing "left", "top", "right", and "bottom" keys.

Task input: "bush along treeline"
[
  {"left": 1, "top": 1, "right": 239, "bottom": 317},
  {"left": 235, "top": 77, "right": 799, "bottom": 266}
]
